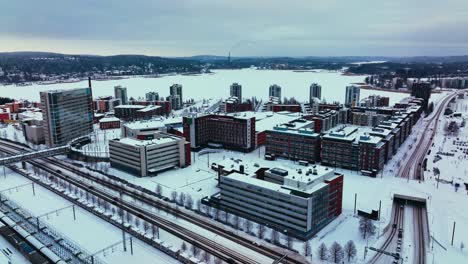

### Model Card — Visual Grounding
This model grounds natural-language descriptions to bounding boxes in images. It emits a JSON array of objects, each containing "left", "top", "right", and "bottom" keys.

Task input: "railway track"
[
  {"left": 413, "top": 206, "right": 426, "bottom": 264},
  {"left": 0, "top": 140, "right": 307, "bottom": 264},
  {"left": 368, "top": 203, "right": 404, "bottom": 264},
  {"left": 400, "top": 91, "right": 460, "bottom": 180}
]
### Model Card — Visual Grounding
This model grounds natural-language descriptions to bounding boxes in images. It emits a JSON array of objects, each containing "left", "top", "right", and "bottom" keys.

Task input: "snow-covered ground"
[{"left": 0, "top": 167, "right": 180, "bottom": 264}]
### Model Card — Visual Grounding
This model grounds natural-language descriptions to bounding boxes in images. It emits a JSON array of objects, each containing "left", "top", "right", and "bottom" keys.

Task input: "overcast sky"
[{"left": 1, "top": 0, "right": 468, "bottom": 57}]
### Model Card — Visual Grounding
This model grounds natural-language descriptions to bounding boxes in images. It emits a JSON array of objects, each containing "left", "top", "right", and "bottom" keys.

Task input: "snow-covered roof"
[
  {"left": 99, "top": 117, "right": 120, "bottom": 123},
  {"left": 323, "top": 125, "right": 384, "bottom": 145},
  {"left": 114, "top": 134, "right": 180, "bottom": 146}
]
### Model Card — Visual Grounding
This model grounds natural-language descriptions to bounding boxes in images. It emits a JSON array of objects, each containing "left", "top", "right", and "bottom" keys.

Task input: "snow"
[
  {"left": 0, "top": 69, "right": 393, "bottom": 105},
  {"left": 0, "top": 168, "right": 180, "bottom": 264}
]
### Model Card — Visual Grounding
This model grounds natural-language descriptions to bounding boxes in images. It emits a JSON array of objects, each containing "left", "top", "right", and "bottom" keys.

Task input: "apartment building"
[{"left": 183, "top": 113, "right": 256, "bottom": 152}]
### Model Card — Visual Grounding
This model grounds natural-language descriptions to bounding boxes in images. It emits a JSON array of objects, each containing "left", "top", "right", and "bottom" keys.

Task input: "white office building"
[
  {"left": 215, "top": 165, "right": 343, "bottom": 239},
  {"left": 109, "top": 132, "right": 189, "bottom": 177}
]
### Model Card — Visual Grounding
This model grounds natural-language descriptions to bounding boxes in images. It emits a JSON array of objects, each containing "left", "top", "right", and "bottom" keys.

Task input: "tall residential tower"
[
  {"left": 230, "top": 83, "right": 242, "bottom": 102},
  {"left": 114, "top": 85, "right": 128, "bottom": 105}
]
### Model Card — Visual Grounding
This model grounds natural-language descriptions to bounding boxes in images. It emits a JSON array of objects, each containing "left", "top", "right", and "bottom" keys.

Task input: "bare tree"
[
  {"left": 155, "top": 184, "right": 163, "bottom": 197},
  {"left": 258, "top": 225, "right": 266, "bottom": 239},
  {"left": 201, "top": 251, "right": 211, "bottom": 263},
  {"left": 286, "top": 235, "right": 294, "bottom": 249},
  {"left": 178, "top": 192, "right": 186, "bottom": 206},
  {"left": 317, "top": 243, "right": 328, "bottom": 261},
  {"left": 171, "top": 191, "right": 178, "bottom": 203},
  {"left": 185, "top": 194, "right": 193, "bottom": 209},
  {"left": 232, "top": 215, "right": 240, "bottom": 229},
  {"left": 244, "top": 220, "right": 253, "bottom": 234},
  {"left": 303, "top": 240, "right": 312, "bottom": 258},
  {"left": 359, "top": 217, "right": 376, "bottom": 239},
  {"left": 214, "top": 257, "right": 222, "bottom": 264},
  {"left": 330, "top": 242, "right": 344, "bottom": 263},
  {"left": 196, "top": 200, "right": 202, "bottom": 213},
  {"left": 344, "top": 240, "right": 357, "bottom": 262},
  {"left": 271, "top": 230, "right": 280, "bottom": 245},
  {"left": 143, "top": 221, "right": 149, "bottom": 233},
  {"left": 181, "top": 242, "right": 188, "bottom": 252},
  {"left": 191, "top": 244, "right": 199, "bottom": 257}
]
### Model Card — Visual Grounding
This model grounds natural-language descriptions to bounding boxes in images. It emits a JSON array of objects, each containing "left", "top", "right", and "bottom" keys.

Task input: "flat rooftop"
[
  {"left": 112, "top": 134, "right": 181, "bottom": 146},
  {"left": 323, "top": 125, "right": 384, "bottom": 145}
]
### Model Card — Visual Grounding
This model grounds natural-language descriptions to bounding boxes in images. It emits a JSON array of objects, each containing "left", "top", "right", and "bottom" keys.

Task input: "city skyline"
[{"left": 1, "top": 0, "right": 468, "bottom": 57}]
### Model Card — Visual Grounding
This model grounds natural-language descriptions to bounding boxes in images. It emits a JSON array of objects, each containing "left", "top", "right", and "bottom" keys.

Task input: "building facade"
[
  {"left": 114, "top": 105, "right": 160, "bottom": 121},
  {"left": 213, "top": 166, "right": 343, "bottom": 239},
  {"left": 145, "top": 92, "right": 160, "bottom": 102},
  {"left": 269, "top": 84, "right": 282, "bottom": 99},
  {"left": 183, "top": 114, "right": 256, "bottom": 152},
  {"left": 114, "top": 85, "right": 128, "bottom": 105},
  {"left": 345, "top": 85, "right": 360, "bottom": 107},
  {"left": 40, "top": 87, "right": 93, "bottom": 147},
  {"left": 169, "top": 84, "right": 183, "bottom": 110},
  {"left": 265, "top": 120, "right": 321, "bottom": 163},
  {"left": 230, "top": 83, "right": 242, "bottom": 103},
  {"left": 310, "top": 83, "right": 322, "bottom": 100},
  {"left": 109, "top": 132, "right": 190, "bottom": 177},
  {"left": 411, "top": 82, "right": 431, "bottom": 111}
]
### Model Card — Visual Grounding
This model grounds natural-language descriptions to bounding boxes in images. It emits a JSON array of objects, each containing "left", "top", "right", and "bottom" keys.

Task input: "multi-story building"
[
  {"left": 269, "top": 84, "right": 282, "bottom": 99},
  {"left": 310, "top": 83, "right": 322, "bottom": 100},
  {"left": 114, "top": 85, "right": 128, "bottom": 105},
  {"left": 411, "top": 82, "right": 431, "bottom": 111},
  {"left": 21, "top": 119, "right": 44, "bottom": 144},
  {"left": 265, "top": 119, "right": 321, "bottom": 163},
  {"left": 222, "top": 97, "right": 253, "bottom": 113},
  {"left": 114, "top": 105, "right": 160, "bottom": 121},
  {"left": 0, "top": 108, "right": 11, "bottom": 122},
  {"left": 99, "top": 117, "right": 121, "bottom": 130},
  {"left": 183, "top": 113, "right": 256, "bottom": 152},
  {"left": 212, "top": 165, "right": 343, "bottom": 239},
  {"left": 359, "top": 95, "right": 389, "bottom": 107},
  {"left": 350, "top": 111, "right": 389, "bottom": 127},
  {"left": 230, "top": 83, "right": 242, "bottom": 103},
  {"left": 169, "top": 84, "right": 183, "bottom": 110},
  {"left": 109, "top": 132, "right": 190, "bottom": 177},
  {"left": 307, "top": 109, "right": 348, "bottom": 133},
  {"left": 93, "top": 96, "right": 121, "bottom": 113},
  {"left": 145, "top": 92, "right": 160, "bottom": 102},
  {"left": 345, "top": 85, "right": 360, "bottom": 107},
  {"left": 321, "top": 126, "right": 385, "bottom": 175},
  {"left": 40, "top": 87, "right": 93, "bottom": 147}
]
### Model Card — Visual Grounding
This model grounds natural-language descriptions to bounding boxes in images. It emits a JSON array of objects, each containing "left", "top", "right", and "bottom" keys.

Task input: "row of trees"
[
  {"left": 180, "top": 242, "right": 222, "bottom": 264},
  {"left": 316, "top": 240, "right": 357, "bottom": 263}
]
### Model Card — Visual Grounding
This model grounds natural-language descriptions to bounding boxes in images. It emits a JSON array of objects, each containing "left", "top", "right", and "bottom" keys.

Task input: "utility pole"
[
  {"left": 354, "top": 193, "right": 357, "bottom": 215},
  {"left": 451, "top": 221, "right": 456, "bottom": 246}
]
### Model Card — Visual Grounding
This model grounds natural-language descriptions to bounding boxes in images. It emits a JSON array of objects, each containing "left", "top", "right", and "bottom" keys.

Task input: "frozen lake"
[{"left": 0, "top": 69, "right": 409, "bottom": 104}]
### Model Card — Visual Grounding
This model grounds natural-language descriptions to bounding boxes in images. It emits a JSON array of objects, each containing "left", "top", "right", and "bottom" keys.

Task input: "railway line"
[
  {"left": 368, "top": 202, "right": 404, "bottom": 264},
  {"left": 0, "top": 139, "right": 307, "bottom": 264},
  {"left": 413, "top": 206, "right": 427, "bottom": 264},
  {"left": 400, "top": 91, "right": 461, "bottom": 180}
]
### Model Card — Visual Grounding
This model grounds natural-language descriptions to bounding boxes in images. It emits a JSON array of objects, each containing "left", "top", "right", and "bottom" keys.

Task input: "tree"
[
  {"left": 201, "top": 251, "right": 211, "bottom": 263},
  {"left": 178, "top": 192, "right": 186, "bottom": 206},
  {"left": 258, "top": 225, "right": 266, "bottom": 239},
  {"left": 244, "top": 220, "right": 253, "bottom": 234},
  {"left": 330, "top": 242, "right": 344, "bottom": 263},
  {"left": 185, "top": 194, "right": 193, "bottom": 209},
  {"left": 191, "top": 244, "right": 199, "bottom": 257},
  {"left": 196, "top": 200, "right": 202, "bottom": 213},
  {"left": 232, "top": 215, "right": 240, "bottom": 229},
  {"left": 344, "top": 240, "right": 357, "bottom": 262},
  {"left": 317, "top": 243, "right": 328, "bottom": 261},
  {"left": 214, "top": 257, "right": 222, "bottom": 264},
  {"left": 461, "top": 241, "right": 465, "bottom": 251},
  {"left": 181, "top": 242, "right": 188, "bottom": 252},
  {"left": 359, "top": 217, "right": 376, "bottom": 239},
  {"left": 286, "top": 235, "right": 294, "bottom": 249},
  {"left": 155, "top": 184, "right": 162, "bottom": 197},
  {"left": 303, "top": 240, "right": 312, "bottom": 258},
  {"left": 271, "top": 230, "right": 280, "bottom": 245},
  {"left": 171, "top": 191, "right": 178, "bottom": 202}
]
